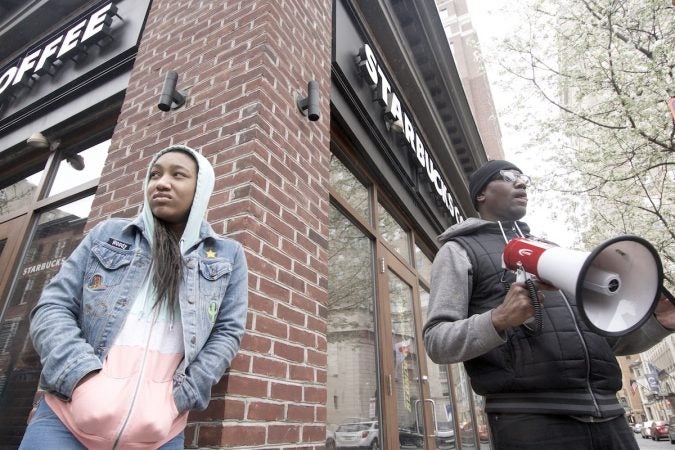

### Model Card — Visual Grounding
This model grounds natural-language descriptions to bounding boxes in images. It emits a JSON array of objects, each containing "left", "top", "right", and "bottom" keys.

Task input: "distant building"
[{"left": 436, "top": 0, "right": 505, "bottom": 160}]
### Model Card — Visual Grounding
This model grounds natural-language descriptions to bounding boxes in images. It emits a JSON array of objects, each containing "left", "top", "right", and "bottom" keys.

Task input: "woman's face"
[{"left": 147, "top": 151, "right": 198, "bottom": 232}]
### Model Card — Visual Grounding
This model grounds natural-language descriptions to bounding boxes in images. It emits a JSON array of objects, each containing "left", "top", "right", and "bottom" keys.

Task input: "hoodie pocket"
[
  {"left": 67, "top": 370, "right": 135, "bottom": 440},
  {"left": 116, "top": 378, "right": 180, "bottom": 445}
]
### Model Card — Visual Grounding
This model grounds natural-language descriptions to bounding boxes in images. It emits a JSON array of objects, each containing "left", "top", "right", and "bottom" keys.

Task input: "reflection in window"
[
  {"left": 388, "top": 271, "right": 424, "bottom": 449},
  {"left": 378, "top": 203, "right": 410, "bottom": 263},
  {"left": 0, "top": 168, "right": 45, "bottom": 218},
  {"left": 473, "top": 392, "right": 491, "bottom": 449},
  {"left": 330, "top": 156, "right": 370, "bottom": 223},
  {"left": 451, "top": 364, "right": 477, "bottom": 449},
  {"left": 0, "top": 194, "right": 93, "bottom": 446},
  {"left": 327, "top": 205, "right": 379, "bottom": 440},
  {"left": 420, "top": 286, "right": 457, "bottom": 449},
  {"left": 48, "top": 140, "right": 110, "bottom": 197},
  {"left": 414, "top": 245, "right": 432, "bottom": 284}
]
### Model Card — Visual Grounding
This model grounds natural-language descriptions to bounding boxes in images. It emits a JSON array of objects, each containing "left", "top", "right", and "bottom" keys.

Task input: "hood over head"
[{"left": 142, "top": 145, "right": 215, "bottom": 254}]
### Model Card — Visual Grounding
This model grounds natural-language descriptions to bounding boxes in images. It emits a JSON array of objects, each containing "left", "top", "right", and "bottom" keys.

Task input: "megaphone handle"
[{"left": 516, "top": 263, "right": 543, "bottom": 336}]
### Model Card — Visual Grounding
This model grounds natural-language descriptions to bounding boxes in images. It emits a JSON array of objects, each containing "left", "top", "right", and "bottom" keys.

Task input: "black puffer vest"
[{"left": 452, "top": 222, "right": 624, "bottom": 417}]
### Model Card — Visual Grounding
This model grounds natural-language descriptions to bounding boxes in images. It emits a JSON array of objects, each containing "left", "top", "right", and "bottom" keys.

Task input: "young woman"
[{"left": 20, "top": 145, "right": 248, "bottom": 449}]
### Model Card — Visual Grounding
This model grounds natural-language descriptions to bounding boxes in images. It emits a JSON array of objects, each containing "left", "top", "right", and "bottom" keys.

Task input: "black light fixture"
[
  {"left": 296, "top": 80, "right": 320, "bottom": 121},
  {"left": 158, "top": 70, "right": 186, "bottom": 111}
]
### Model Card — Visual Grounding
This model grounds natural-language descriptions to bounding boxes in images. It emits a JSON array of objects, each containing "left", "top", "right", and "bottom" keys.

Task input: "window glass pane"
[
  {"left": 388, "top": 271, "right": 424, "bottom": 449},
  {"left": 0, "top": 168, "right": 45, "bottom": 217},
  {"left": 330, "top": 155, "right": 370, "bottom": 223},
  {"left": 414, "top": 245, "right": 432, "bottom": 284},
  {"left": 473, "top": 392, "right": 491, "bottom": 449},
  {"left": 48, "top": 140, "right": 110, "bottom": 197},
  {"left": 378, "top": 203, "right": 410, "bottom": 264},
  {"left": 327, "top": 204, "right": 379, "bottom": 449},
  {"left": 0, "top": 194, "right": 94, "bottom": 445},
  {"left": 420, "top": 286, "right": 457, "bottom": 449},
  {"left": 451, "top": 364, "right": 478, "bottom": 448}
]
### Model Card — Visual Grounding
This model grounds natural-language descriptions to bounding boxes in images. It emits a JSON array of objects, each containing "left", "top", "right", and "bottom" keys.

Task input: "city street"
[{"left": 635, "top": 435, "right": 674, "bottom": 449}]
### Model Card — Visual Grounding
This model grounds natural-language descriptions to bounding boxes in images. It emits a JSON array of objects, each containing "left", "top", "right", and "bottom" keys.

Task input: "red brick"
[
  {"left": 260, "top": 244, "right": 293, "bottom": 270},
  {"left": 277, "top": 303, "right": 306, "bottom": 327},
  {"left": 247, "top": 291, "right": 275, "bottom": 314},
  {"left": 270, "top": 382, "right": 302, "bottom": 402},
  {"left": 304, "top": 386, "right": 327, "bottom": 404},
  {"left": 199, "top": 425, "right": 266, "bottom": 447},
  {"left": 226, "top": 374, "right": 268, "bottom": 398},
  {"left": 291, "top": 291, "right": 319, "bottom": 315},
  {"left": 247, "top": 401, "right": 285, "bottom": 421},
  {"left": 241, "top": 333, "right": 272, "bottom": 353},
  {"left": 289, "top": 364, "right": 314, "bottom": 382},
  {"left": 189, "top": 398, "right": 245, "bottom": 421},
  {"left": 287, "top": 404, "right": 315, "bottom": 422},
  {"left": 229, "top": 352, "right": 251, "bottom": 372},
  {"left": 268, "top": 424, "right": 301, "bottom": 444},
  {"left": 255, "top": 314, "right": 288, "bottom": 339},
  {"left": 303, "top": 425, "right": 326, "bottom": 442},
  {"left": 274, "top": 341, "right": 305, "bottom": 363},
  {"left": 252, "top": 355, "right": 288, "bottom": 378},
  {"left": 289, "top": 327, "right": 316, "bottom": 348},
  {"left": 183, "top": 424, "right": 196, "bottom": 448},
  {"left": 258, "top": 277, "right": 291, "bottom": 302},
  {"left": 278, "top": 270, "right": 307, "bottom": 293}
]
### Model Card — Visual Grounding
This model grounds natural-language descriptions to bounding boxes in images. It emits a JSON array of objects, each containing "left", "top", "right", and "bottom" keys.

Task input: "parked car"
[
  {"left": 632, "top": 422, "right": 643, "bottom": 434},
  {"left": 435, "top": 421, "right": 456, "bottom": 448},
  {"left": 335, "top": 419, "right": 379, "bottom": 449},
  {"left": 398, "top": 427, "right": 424, "bottom": 448},
  {"left": 650, "top": 420, "right": 669, "bottom": 441},
  {"left": 326, "top": 429, "right": 336, "bottom": 450},
  {"left": 668, "top": 416, "right": 675, "bottom": 444},
  {"left": 641, "top": 420, "right": 654, "bottom": 439}
]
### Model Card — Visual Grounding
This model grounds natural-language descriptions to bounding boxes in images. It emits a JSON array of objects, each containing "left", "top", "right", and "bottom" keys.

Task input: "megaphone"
[{"left": 502, "top": 236, "right": 664, "bottom": 337}]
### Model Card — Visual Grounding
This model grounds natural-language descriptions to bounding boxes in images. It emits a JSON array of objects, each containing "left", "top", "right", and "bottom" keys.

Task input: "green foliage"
[{"left": 489, "top": 0, "right": 674, "bottom": 287}]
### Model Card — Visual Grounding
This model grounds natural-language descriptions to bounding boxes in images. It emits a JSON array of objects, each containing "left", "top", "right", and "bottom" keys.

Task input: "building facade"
[
  {"left": 434, "top": 0, "right": 504, "bottom": 161},
  {"left": 0, "top": 1, "right": 490, "bottom": 449}
]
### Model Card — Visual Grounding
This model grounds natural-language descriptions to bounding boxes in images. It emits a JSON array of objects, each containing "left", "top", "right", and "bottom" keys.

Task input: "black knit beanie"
[{"left": 469, "top": 160, "right": 522, "bottom": 208}]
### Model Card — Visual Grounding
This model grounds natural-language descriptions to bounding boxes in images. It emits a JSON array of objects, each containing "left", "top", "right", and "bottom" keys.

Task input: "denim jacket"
[{"left": 30, "top": 216, "right": 248, "bottom": 413}]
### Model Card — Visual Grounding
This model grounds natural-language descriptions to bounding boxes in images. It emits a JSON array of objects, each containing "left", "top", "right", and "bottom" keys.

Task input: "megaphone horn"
[{"left": 503, "top": 236, "right": 664, "bottom": 337}]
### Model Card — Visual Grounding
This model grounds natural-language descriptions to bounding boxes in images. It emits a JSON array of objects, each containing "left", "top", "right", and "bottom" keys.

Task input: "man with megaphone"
[{"left": 423, "top": 159, "right": 674, "bottom": 450}]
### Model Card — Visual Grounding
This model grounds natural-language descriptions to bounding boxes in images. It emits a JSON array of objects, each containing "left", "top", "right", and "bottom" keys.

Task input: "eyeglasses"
[{"left": 499, "top": 170, "right": 531, "bottom": 186}]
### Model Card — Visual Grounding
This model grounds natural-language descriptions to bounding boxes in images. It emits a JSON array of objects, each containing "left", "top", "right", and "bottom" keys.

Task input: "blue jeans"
[
  {"left": 488, "top": 413, "right": 639, "bottom": 450},
  {"left": 19, "top": 400, "right": 185, "bottom": 450}
]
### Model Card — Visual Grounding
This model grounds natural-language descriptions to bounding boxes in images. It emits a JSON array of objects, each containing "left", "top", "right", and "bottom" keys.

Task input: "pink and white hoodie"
[{"left": 46, "top": 279, "right": 188, "bottom": 449}]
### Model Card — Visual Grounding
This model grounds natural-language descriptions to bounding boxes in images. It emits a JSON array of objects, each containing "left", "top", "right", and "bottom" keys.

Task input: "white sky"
[{"left": 465, "top": 2, "right": 578, "bottom": 248}]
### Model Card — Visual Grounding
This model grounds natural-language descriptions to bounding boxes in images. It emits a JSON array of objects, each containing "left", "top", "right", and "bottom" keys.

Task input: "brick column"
[{"left": 89, "top": 1, "right": 332, "bottom": 448}]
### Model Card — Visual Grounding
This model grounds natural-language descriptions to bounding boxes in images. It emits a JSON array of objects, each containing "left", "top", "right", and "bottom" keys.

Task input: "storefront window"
[
  {"left": 388, "top": 270, "right": 424, "bottom": 449},
  {"left": 473, "top": 392, "right": 491, "bottom": 449},
  {"left": 378, "top": 203, "right": 411, "bottom": 264},
  {"left": 48, "top": 140, "right": 110, "bottom": 197},
  {"left": 420, "top": 286, "right": 457, "bottom": 449},
  {"left": 414, "top": 245, "right": 432, "bottom": 284},
  {"left": 330, "top": 155, "right": 370, "bottom": 223},
  {"left": 0, "top": 194, "right": 94, "bottom": 446},
  {"left": 451, "top": 364, "right": 478, "bottom": 448},
  {"left": 327, "top": 204, "right": 378, "bottom": 446},
  {"left": 0, "top": 168, "right": 45, "bottom": 218}
]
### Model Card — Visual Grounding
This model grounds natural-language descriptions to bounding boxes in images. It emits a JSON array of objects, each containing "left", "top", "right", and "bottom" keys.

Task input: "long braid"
[{"left": 152, "top": 219, "right": 183, "bottom": 318}]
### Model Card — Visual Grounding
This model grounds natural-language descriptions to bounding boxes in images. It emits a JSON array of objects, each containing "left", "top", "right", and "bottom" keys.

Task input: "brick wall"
[{"left": 89, "top": 0, "right": 332, "bottom": 447}]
